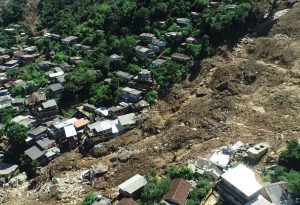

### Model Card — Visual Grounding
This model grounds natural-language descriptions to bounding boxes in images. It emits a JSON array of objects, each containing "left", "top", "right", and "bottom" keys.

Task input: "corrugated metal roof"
[
  {"left": 118, "top": 174, "right": 147, "bottom": 194},
  {"left": 64, "top": 125, "right": 77, "bottom": 138}
]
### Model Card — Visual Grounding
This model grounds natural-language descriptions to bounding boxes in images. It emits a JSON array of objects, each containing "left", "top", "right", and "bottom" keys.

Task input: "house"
[
  {"left": 11, "top": 115, "right": 36, "bottom": 128},
  {"left": 114, "top": 71, "right": 134, "bottom": 81},
  {"left": 118, "top": 174, "right": 147, "bottom": 198},
  {"left": 24, "top": 146, "right": 46, "bottom": 165},
  {"left": 120, "top": 87, "right": 142, "bottom": 103},
  {"left": 139, "top": 33, "right": 155, "bottom": 43},
  {"left": 4, "top": 60, "right": 19, "bottom": 68},
  {"left": 171, "top": 53, "right": 190, "bottom": 62},
  {"left": 45, "top": 147, "right": 61, "bottom": 161},
  {"left": 23, "top": 46, "right": 37, "bottom": 54},
  {"left": 11, "top": 98, "right": 24, "bottom": 106},
  {"left": 246, "top": 142, "right": 269, "bottom": 162},
  {"left": 14, "top": 51, "right": 25, "bottom": 58},
  {"left": 165, "top": 32, "right": 182, "bottom": 39},
  {"left": 186, "top": 37, "right": 197, "bottom": 44},
  {"left": 118, "top": 198, "right": 138, "bottom": 205},
  {"left": 27, "top": 126, "right": 49, "bottom": 143},
  {"left": 64, "top": 125, "right": 77, "bottom": 139},
  {"left": 0, "top": 47, "right": 7, "bottom": 55},
  {"left": 25, "top": 92, "right": 46, "bottom": 107},
  {"left": 162, "top": 178, "right": 191, "bottom": 205},
  {"left": 49, "top": 118, "right": 77, "bottom": 139},
  {"left": 131, "top": 69, "right": 154, "bottom": 91},
  {"left": 75, "top": 105, "right": 94, "bottom": 120},
  {"left": 62, "top": 36, "right": 79, "bottom": 45},
  {"left": 133, "top": 100, "right": 150, "bottom": 112},
  {"left": 151, "top": 59, "right": 166, "bottom": 68},
  {"left": 118, "top": 113, "right": 136, "bottom": 129},
  {"left": 74, "top": 118, "right": 89, "bottom": 131},
  {"left": 0, "top": 163, "right": 19, "bottom": 182},
  {"left": 44, "top": 33, "right": 61, "bottom": 41},
  {"left": 37, "top": 99, "right": 59, "bottom": 121},
  {"left": 83, "top": 103, "right": 97, "bottom": 113},
  {"left": 36, "top": 137, "right": 56, "bottom": 150},
  {"left": 218, "top": 164, "right": 263, "bottom": 205},
  {"left": 20, "top": 54, "right": 38, "bottom": 65},
  {"left": 87, "top": 119, "right": 123, "bottom": 138},
  {"left": 48, "top": 83, "right": 64, "bottom": 98},
  {"left": 151, "top": 38, "right": 167, "bottom": 50},
  {"left": 194, "top": 157, "right": 223, "bottom": 180},
  {"left": 0, "top": 95, "right": 12, "bottom": 108},
  {"left": 210, "top": 151, "right": 230, "bottom": 168},
  {"left": 96, "top": 107, "right": 109, "bottom": 117},
  {"left": 135, "top": 46, "right": 154, "bottom": 60},
  {"left": 69, "top": 56, "right": 83, "bottom": 65},
  {"left": 176, "top": 18, "right": 190, "bottom": 26},
  {"left": 0, "top": 89, "right": 8, "bottom": 96},
  {"left": 108, "top": 103, "right": 131, "bottom": 118},
  {"left": 37, "top": 61, "right": 51, "bottom": 70},
  {"left": 260, "top": 181, "right": 293, "bottom": 205},
  {"left": 110, "top": 54, "right": 123, "bottom": 62}
]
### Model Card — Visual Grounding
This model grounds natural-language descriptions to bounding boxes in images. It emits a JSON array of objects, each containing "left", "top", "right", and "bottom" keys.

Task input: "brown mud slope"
[{"left": 2, "top": 2, "right": 300, "bottom": 205}]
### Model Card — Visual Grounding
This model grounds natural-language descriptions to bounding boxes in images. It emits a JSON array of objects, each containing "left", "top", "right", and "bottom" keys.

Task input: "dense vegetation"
[{"left": 0, "top": 0, "right": 256, "bottom": 109}]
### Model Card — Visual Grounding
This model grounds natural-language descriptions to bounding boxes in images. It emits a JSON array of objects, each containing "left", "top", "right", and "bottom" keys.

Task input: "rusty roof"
[
  {"left": 74, "top": 118, "right": 89, "bottom": 128},
  {"left": 117, "top": 198, "right": 137, "bottom": 205},
  {"left": 163, "top": 178, "right": 191, "bottom": 205}
]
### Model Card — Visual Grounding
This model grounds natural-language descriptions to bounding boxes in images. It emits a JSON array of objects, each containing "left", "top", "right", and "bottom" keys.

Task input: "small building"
[
  {"left": 165, "top": 32, "right": 182, "bottom": 39},
  {"left": 20, "top": 54, "right": 38, "bottom": 65},
  {"left": 48, "top": 83, "right": 64, "bottom": 98},
  {"left": 186, "top": 37, "right": 197, "bottom": 44},
  {"left": 131, "top": 69, "right": 154, "bottom": 91},
  {"left": 133, "top": 100, "right": 150, "bottom": 112},
  {"left": 11, "top": 115, "right": 36, "bottom": 129},
  {"left": 11, "top": 98, "right": 24, "bottom": 106},
  {"left": 44, "top": 33, "right": 61, "bottom": 41},
  {"left": 260, "top": 181, "right": 293, "bottom": 205},
  {"left": 96, "top": 107, "right": 109, "bottom": 117},
  {"left": 64, "top": 125, "right": 77, "bottom": 139},
  {"left": 194, "top": 157, "right": 223, "bottom": 180},
  {"left": 151, "top": 38, "right": 166, "bottom": 50},
  {"left": 139, "top": 33, "right": 155, "bottom": 43},
  {"left": 69, "top": 56, "right": 83, "bottom": 65},
  {"left": 74, "top": 118, "right": 89, "bottom": 130},
  {"left": 162, "top": 178, "right": 191, "bottom": 205},
  {"left": 27, "top": 126, "right": 49, "bottom": 143},
  {"left": 114, "top": 71, "right": 134, "bottom": 81},
  {"left": 118, "top": 113, "right": 136, "bottom": 129},
  {"left": 4, "top": 60, "right": 19, "bottom": 68},
  {"left": 151, "top": 59, "right": 166, "bottom": 68},
  {"left": 36, "top": 99, "right": 59, "bottom": 122},
  {"left": 37, "top": 61, "right": 51, "bottom": 70},
  {"left": 45, "top": 147, "right": 61, "bottom": 161},
  {"left": 0, "top": 163, "right": 19, "bottom": 182},
  {"left": 120, "top": 87, "right": 142, "bottom": 103},
  {"left": 108, "top": 103, "right": 131, "bottom": 118},
  {"left": 210, "top": 151, "right": 230, "bottom": 168},
  {"left": 24, "top": 146, "right": 46, "bottom": 165},
  {"left": 246, "top": 142, "right": 269, "bottom": 162},
  {"left": 244, "top": 195, "right": 273, "bottom": 205},
  {"left": 23, "top": 46, "right": 37, "bottom": 54},
  {"left": 49, "top": 118, "right": 77, "bottom": 139},
  {"left": 110, "top": 54, "right": 123, "bottom": 62},
  {"left": 176, "top": 18, "right": 190, "bottom": 26},
  {"left": 135, "top": 46, "right": 154, "bottom": 60},
  {"left": 118, "top": 174, "right": 147, "bottom": 198},
  {"left": 36, "top": 137, "right": 56, "bottom": 150},
  {"left": 0, "top": 95, "right": 12, "bottom": 108},
  {"left": 62, "top": 36, "right": 79, "bottom": 45},
  {"left": 218, "top": 164, "right": 263, "bottom": 205},
  {"left": 83, "top": 103, "right": 97, "bottom": 113},
  {"left": 171, "top": 53, "right": 190, "bottom": 62}
]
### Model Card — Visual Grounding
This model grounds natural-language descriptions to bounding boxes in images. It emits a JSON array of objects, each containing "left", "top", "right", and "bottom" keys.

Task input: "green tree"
[
  {"left": 81, "top": 193, "right": 95, "bottom": 205},
  {"left": 52, "top": 52, "right": 69, "bottom": 63},
  {"left": 146, "top": 90, "right": 158, "bottom": 105},
  {"left": 278, "top": 139, "right": 300, "bottom": 171},
  {"left": 7, "top": 123, "right": 28, "bottom": 146},
  {"left": 19, "top": 154, "right": 38, "bottom": 179},
  {"left": 89, "top": 82, "right": 112, "bottom": 106},
  {"left": 165, "top": 166, "right": 193, "bottom": 180},
  {"left": 11, "top": 85, "right": 25, "bottom": 97},
  {"left": 127, "top": 64, "right": 141, "bottom": 75},
  {"left": 0, "top": 107, "right": 17, "bottom": 124}
]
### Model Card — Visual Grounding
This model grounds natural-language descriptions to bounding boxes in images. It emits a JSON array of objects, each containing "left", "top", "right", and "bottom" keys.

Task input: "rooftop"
[
  {"left": 118, "top": 113, "right": 136, "bottom": 126},
  {"left": 163, "top": 178, "right": 191, "bottom": 205},
  {"left": 118, "top": 174, "right": 147, "bottom": 195},
  {"left": 42, "top": 99, "right": 57, "bottom": 109},
  {"left": 28, "top": 126, "right": 47, "bottom": 136},
  {"left": 122, "top": 87, "right": 142, "bottom": 95},
  {"left": 24, "top": 146, "right": 44, "bottom": 161},
  {"left": 221, "top": 164, "right": 263, "bottom": 197},
  {"left": 36, "top": 137, "right": 55, "bottom": 150},
  {"left": 64, "top": 125, "right": 77, "bottom": 138},
  {"left": 49, "top": 83, "right": 64, "bottom": 92},
  {"left": 74, "top": 118, "right": 90, "bottom": 129},
  {"left": 0, "top": 163, "right": 18, "bottom": 176}
]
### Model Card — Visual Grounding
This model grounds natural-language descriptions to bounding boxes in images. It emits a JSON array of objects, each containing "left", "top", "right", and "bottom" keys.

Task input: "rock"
[
  {"left": 195, "top": 88, "right": 211, "bottom": 97},
  {"left": 118, "top": 150, "right": 132, "bottom": 163},
  {"left": 215, "top": 81, "right": 229, "bottom": 92},
  {"left": 8, "top": 172, "right": 27, "bottom": 188},
  {"left": 94, "top": 164, "right": 109, "bottom": 176},
  {"left": 52, "top": 178, "right": 61, "bottom": 185}
]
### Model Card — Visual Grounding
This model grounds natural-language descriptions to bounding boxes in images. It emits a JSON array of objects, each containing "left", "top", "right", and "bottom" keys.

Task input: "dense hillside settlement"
[{"left": 0, "top": 0, "right": 299, "bottom": 204}]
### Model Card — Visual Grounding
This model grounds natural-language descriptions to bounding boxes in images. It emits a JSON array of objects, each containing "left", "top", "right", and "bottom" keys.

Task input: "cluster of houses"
[{"left": 89, "top": 141, "right": 291, "bottom": 205}]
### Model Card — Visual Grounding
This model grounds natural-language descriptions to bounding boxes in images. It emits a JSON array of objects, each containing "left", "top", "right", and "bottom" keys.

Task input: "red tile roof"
[{"left": 163, "top": 178, "right": 191, "bottom": 205}]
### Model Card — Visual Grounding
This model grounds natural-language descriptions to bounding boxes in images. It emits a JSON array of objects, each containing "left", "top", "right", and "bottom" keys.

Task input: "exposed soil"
[{"left": 2, "top": 1, "right": 300, "bottom": 205}]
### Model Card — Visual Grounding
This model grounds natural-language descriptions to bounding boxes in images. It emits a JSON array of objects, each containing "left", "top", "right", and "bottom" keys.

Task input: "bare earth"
[{"left": 2, "top": 1, "right": 300, "bottom": 205}]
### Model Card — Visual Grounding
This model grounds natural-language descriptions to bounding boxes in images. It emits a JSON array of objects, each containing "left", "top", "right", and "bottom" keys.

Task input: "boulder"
[
  {"left": 118, "top": 150, "right": 133, "bottom": 163},
  {"left": 94, "top": 164, "right": 109, "bottom": 176}
]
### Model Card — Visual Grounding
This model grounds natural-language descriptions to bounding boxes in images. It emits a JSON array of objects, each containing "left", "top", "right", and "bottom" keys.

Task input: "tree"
[
  {"left": 52, "top": 52, "right": 69, "bottom": 63},
  {"left": 165, "top": 166, "right": 193, "bottom": 180},
  {"left": 88, "top": 82, "right": 112, "bottom": 106},
  {"left": 7, "top": 123, "right": 28, "bottom": 146},
  {"left": 81, "top": 193, "right": 95, "bottom": 205},
  {"left": 11, "top": 85, "right": 24, "bottom": 97},
  {"left": 278, "top": 139, "right": 300, "bottom": 171},
  {"left": 19, "top": 154, "right": 38, "bottom": 179},
  {"left": 0, "top": 107, "right": 17, "bottom": 124},
  {"left": 127, "top": 64, "right": 141, "bottom": 75},
  {"left": 146, "top": 90, "right": 158, "bottom": 105}
]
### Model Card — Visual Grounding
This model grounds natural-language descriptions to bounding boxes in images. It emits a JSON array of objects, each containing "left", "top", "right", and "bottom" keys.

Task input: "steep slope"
[{"left": 2, "top": 2, "right": 300, "bottom": 205}]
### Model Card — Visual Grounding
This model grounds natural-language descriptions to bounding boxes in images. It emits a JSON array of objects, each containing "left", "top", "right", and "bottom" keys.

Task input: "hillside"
[{"left": 0, "top": 1, "right": 299, "bottom": 204}]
